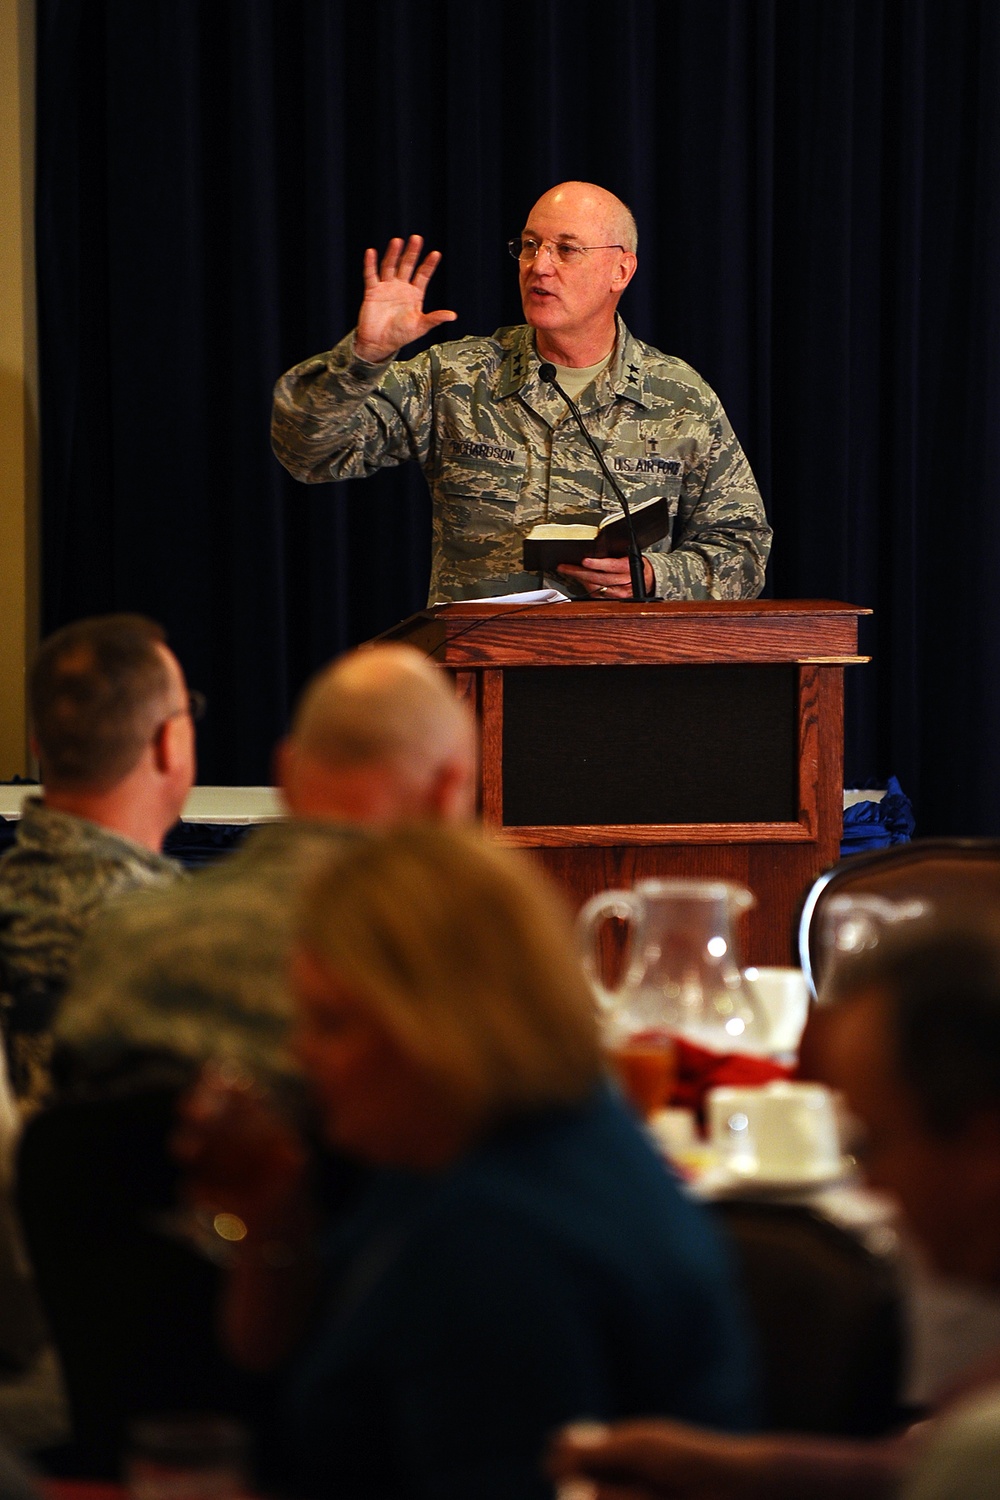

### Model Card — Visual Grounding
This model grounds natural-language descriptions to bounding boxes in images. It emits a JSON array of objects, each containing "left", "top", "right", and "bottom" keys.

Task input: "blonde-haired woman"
[{"left": 178, "top": 825, "right": 753, "bottom": 1499}]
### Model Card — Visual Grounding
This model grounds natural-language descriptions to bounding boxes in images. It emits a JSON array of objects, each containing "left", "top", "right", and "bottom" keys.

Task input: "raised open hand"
[{"left": 353, "top": 235, "right": 458, "bottom": 363}]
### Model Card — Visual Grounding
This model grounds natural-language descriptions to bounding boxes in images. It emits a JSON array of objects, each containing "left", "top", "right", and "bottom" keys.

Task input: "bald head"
[
  {"left": 528, "top": 182, "right": 638, "bottom": 254},
  {"left": 279, "top": 645, "right": 476, "bottom": 826},
  {"left": 519, "top": 182, "right": 638, "bottom": 365}
]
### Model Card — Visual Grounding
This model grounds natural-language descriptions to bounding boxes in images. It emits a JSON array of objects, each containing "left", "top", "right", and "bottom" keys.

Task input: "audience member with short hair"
[
  {"left": 174, "top": 825, "right": 756, "bottom": 1500},
  {"left": 549, "top": 914, "right": 1000, "bottom": 1500},
  {"left": 0, "top": 614, "right": 193, "bottom": 1111}
]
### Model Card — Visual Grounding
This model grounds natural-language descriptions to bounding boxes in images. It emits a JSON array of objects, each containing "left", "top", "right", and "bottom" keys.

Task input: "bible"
[{"left": 522, "top": 493, "right": 673, "bottom": 572}]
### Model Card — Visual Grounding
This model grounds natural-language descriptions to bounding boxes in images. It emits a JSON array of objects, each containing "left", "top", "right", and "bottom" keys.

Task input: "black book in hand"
[{"left": 522, "top": 494, "right": 672, "bottom": 572}]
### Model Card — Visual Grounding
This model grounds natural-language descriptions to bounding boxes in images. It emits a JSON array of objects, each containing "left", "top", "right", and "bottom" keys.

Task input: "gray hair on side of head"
[
  {"left": 822, "top": 910, "right": 1000, "bottom": 1136},
  {"left": 617, "top": 199, "right": 638, "bottom": 255}
]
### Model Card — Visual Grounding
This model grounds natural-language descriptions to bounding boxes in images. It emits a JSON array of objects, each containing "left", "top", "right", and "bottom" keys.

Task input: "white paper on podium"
[{"left": 443, "top": 587, "right": 571, "bottom": 606}]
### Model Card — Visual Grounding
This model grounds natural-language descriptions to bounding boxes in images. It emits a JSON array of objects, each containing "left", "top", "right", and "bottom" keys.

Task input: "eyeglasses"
[
  {"left": 508, "top": 237, "right": 625, "bottom": 265},
  {"left": 162, "top": 690, "right": 207, "bottom": 725}
]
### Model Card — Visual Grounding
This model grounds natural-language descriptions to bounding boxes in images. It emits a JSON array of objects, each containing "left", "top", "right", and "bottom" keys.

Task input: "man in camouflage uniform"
[
  {"left": 272, "top": 180, "right": 772, "bottom": 603},
  {"left": 54, "top": 644, "right": 476, "bottom": 1091},
  {"left": 0, "top": 616, "right": 193, "bottom": 1110}
]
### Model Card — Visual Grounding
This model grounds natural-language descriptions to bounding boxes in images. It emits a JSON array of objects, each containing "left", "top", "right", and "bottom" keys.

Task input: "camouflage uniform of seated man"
[
  {"left": 272, "top": 181, "right": 772, "bottom": 604},
  {"left": 0, "top": 615, "right": 194, "bottom": 1112}
]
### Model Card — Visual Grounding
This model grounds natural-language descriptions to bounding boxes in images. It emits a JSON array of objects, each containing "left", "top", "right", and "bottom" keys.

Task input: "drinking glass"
[{"left": 125, "top": 1415, "right": 249, "bottom": 1500}]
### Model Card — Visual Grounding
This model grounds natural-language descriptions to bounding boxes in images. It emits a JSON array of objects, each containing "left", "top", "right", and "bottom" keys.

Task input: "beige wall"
[{"left": 0, "top": 0, "right": 38, "bottom": 778}]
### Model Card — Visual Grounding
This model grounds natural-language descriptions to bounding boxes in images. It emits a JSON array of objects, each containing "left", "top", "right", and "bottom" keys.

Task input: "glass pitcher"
[{"left": 577, "top": 877, "right": 765, "bottom": 1055}]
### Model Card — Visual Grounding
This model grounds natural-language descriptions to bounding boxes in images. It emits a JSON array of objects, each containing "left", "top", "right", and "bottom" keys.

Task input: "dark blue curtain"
[{"left": 35, "top": 0, "right": 1000, "bottom": 832}]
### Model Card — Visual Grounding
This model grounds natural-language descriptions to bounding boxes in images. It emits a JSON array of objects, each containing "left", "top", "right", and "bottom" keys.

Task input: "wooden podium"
[{"left": 381, "top": 599, "right": 869, "bottom": 964}]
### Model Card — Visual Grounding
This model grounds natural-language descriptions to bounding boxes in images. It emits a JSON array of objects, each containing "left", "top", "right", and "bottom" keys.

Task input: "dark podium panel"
[
  {"left": 380, "top": 600, "right": 869, "bottom": 964},
  {"left": 502, "top": 664, "right": 799, "bottom": 827}
]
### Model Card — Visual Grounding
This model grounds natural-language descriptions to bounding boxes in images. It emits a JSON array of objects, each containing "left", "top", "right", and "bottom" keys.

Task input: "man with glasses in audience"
[
  {"left": 272, "top": 181, "right": 771, "bottom": 603},
  {"left": 0, "top": 615, "right": 196, "bottom": 1111}
]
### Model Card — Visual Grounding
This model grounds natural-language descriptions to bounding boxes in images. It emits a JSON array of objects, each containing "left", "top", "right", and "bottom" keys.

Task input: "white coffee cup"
[
  {"left": 706, "top": 1081, "right": 842, "bottom": 1184},
  {"left": 742, "top": 967, "right": 810, "bottom": 1056}
]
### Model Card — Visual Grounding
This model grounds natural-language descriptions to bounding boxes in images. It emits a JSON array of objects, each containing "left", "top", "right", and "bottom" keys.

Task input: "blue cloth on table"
[
  {"left": 161, "top": 820, "right": 251, "bottom": 867},
  {"left": 841, "top": 775, "right": 915, "bottom": 857},
  {"left": 281, "top": 1083, "right": 755, "bottom": 1500}
]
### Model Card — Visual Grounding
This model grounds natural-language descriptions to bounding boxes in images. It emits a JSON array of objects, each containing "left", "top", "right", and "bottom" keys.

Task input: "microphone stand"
[{"left": 538, "top": 363, "right": 652, "bottom": 603}]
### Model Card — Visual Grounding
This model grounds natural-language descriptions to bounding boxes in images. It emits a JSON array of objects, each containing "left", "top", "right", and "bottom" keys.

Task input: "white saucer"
[{"left": 691, "top": 1156, "right": 855, "bottom": 1198}]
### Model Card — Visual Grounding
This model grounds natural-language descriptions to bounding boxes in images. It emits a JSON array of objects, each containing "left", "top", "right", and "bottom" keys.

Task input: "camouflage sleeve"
[
  {"left": 646, "top": 409, "right": 772, "bottom": 601},
  {"left": 49, "top": 870, "right": 183, "bottom": 1049},
  {"left": 271, "top": 332, "right": 435, "bottom": 484},
  {"left": 52, "top": 907, "right": 133, "bottom": 1050}
]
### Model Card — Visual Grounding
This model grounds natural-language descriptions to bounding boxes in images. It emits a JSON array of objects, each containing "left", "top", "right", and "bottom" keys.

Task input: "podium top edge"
[{"left": 404, "top": 599, "right": 871, "bottom": 621}]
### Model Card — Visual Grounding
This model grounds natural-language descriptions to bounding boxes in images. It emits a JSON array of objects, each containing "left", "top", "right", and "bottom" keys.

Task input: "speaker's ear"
[{"left": 611, "top": 250, "right": 638, "bottom": 293}]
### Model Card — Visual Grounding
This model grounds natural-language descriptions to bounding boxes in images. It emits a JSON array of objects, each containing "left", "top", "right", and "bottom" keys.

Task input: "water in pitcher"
[{"left": 577, "top": 878, "right": 766, "bottom": 1062}]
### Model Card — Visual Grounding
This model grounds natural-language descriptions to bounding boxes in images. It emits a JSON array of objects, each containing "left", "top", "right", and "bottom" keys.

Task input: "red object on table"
[
  {"left": 44, "top": 1482, "right": 124, "bottom": 1500},
  {"left": 670, "top": 1036, "right": 792, "bottom": 1119}
]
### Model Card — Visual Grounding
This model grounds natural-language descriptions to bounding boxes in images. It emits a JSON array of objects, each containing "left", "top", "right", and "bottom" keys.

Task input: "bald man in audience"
[
  {"left": 53, "top": 644, "right": 476, "bottom": 1092},
  {"left": 0, "top": 615, "right": 194, "bottom": 1111}
]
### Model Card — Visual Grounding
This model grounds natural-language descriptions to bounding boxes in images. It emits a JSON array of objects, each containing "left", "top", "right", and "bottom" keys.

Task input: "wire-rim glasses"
[{"left": 507, "top": 237, "right": 626, "bottom": 265}]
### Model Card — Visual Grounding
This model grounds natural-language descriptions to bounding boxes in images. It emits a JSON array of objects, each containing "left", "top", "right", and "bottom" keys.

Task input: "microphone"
[{"left": 537, "top": 363, "right": 651, "bottom": 602}]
